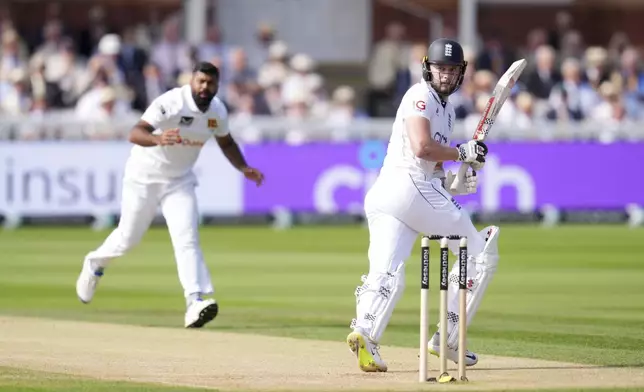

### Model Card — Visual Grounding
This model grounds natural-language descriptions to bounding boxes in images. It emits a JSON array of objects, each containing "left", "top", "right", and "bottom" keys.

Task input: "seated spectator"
[
  {"left": 394, "top": 42, "right": 427, "bottom": 105},
  {"left": 257, "top": 41, "right": 290, "bottom": 90},
  {"left": 198, "top": 25, "right": 229, "bottom": 65},
  {"left": 327, "top": 85, "right": 366, "bottom": 128},
  {"left": 583, "top": 47, "right": 612, "bottom": 90},
  {"left": 547, "top": 57, "right": 600, "bottom": 121},
  {"left": 0, "top": 68, "right": 31, "bottom": 115},
  {"left": 523, "top": 45, "right": 561, "bottom": 100},
  {"left": 613, "top": 47, "right": 644, "bottom": 120},
  {"left": 281, "top": 53, "right": 318, "bottom": 107},
  {"left": 308, "top": 73, "right": 330, "bottom": 119},
  {"left": 0, "top": 29, "right": 28, "bottom": 83}
]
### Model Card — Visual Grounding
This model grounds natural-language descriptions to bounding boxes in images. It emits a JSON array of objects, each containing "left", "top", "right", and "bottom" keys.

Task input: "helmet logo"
[{"left": 445, "top": 43, "right": 452, "bottom": 57}]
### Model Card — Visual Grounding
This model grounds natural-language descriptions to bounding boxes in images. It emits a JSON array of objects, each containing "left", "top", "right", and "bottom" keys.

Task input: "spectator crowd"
[
  {"left": 367, "top": 12, "right": 644, "bottom": 141},
  {"left": 1, "top": 6, "right": 643, "bottom": 142}
]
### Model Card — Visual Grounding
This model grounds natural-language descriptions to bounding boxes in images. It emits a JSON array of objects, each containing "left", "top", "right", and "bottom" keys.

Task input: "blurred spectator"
[
  {"left": 247, "top": 22, "right": 276, "bottom": 70},
  {"left": 2, "top": 6, "right": 644, "bottom": 144},
  {"left": 261, "top": 81, "right": 284, "bottom": 116},
  {"left": 547, "top": 11, "right": 573, "bottom": 51},
  {"left": 223, "top": 47, "right": 256, "bottom": 104},
  {"left": 394, "top": 42, "right": 427, "bottom": 104},
  {"left": 0, "top": 29, "right": 28, "bottom": 82},
  {"left": 74, "top": 69, "right": 130, "bottom": 121},
  {"left": 281, "top": 53, "right": 319, "bottom": 107},
  {"left": 613, "top": 47, "right": 644, "bottom": 119},
  {"left": 29, "top": 58, "right": 64, "bottom": 109},
  {"left": 140, "top": 63, "right": 167, "bottom": 108},
  {"left": 198, "top": 25, "right": 229, "bottom": 65},
  {"left": 548, "top": 57, "right": 600, "bottom": 121},
  {"left": 512, "top": 92, "right": 535, "bottom": 131},
  {"left": 257, "top": 41, "right": 289, "bottom": 89},
  {"left": 607, "top": 31, "right": 631, "bottom": 69},
  {"left": 583, "top": 46, "right": 612, "bottom": 90},
  {"left": 450, "top": 46, "right": 478, "bottom": 119},
  {"left": 30, "top": 20, "right": 66, "bottom": 67},
  {"left": 308, "top": 74, "right": 330, "bottom": 118},
  {"left": 118, "top": 27, "right": 148, "bottom": 111},
  {"left": 327, "top": 85, "right": 366, "bottom": 127},
  {"left": 150, "top": 16, "right": 192, "bottom": 88},
  {"left": 475, "top": 33, "right": 515, "bottom": 77},
  {"left": 559, "top": 30, "right": 584, "bottom": 62},
  {"left": 366, "top": 21, "right": 409, "bottom": 117},
  {"left": 592, "top": 81, "right": 626, "bottom": 123},
  {"left": 0, "top": 68, "right": 31, "bottom": 115},
  {"left": 523, "top": 45, "right": 561, "bottom": 99}
]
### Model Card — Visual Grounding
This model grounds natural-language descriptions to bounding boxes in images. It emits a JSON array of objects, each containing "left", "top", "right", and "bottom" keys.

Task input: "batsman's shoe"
[
  {"left": 184, "top": 299, "right": 219, "bottom": 328},
  {"left": 428, "top": 333, "right": 478, "bottom": 366},
  {"left": 76, "top": 260, "right": 104, "bottom": 304},
  {"left": 346, "top": 331, "right": 388, "bottom": 372}
]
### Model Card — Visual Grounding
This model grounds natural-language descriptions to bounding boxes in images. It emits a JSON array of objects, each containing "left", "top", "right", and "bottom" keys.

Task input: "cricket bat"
[{"left": 450, "top": 58, "right": 528, "bottom": 192}]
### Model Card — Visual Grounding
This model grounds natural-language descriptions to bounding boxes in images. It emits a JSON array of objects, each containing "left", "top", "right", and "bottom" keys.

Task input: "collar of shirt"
[
  {"left": 181, "top": 84, "right": 202, "bottom": 113},
  {"left": 421, "top": 78, "right": 447, "bottom": 108}
]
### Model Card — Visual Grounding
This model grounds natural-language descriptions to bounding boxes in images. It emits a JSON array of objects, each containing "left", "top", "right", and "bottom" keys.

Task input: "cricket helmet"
[{"left": 422, "top": 38, "right": 468, "bottom": 95}]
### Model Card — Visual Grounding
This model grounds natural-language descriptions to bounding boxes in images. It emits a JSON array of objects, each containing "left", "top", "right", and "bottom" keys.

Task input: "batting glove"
[
  {"left": 457, "top": 140, "right": 488, "bottom": 164},
  {"left": 444, "top": 169, "right": 478, "bottom": 195}
]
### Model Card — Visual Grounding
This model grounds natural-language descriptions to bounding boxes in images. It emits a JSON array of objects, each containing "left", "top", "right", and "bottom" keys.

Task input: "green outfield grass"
[
  {"left": 3, "top": 367, "right": 643, "bottom": 392},
  {"left": 0, "top": 367, "right": 211, "bottom": 392},
  {"left": 1, "top": 224, "right": 643, "bottom": 371}
]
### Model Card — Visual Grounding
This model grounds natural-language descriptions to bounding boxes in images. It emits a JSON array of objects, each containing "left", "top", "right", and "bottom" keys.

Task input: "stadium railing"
[{"left": 1, "top": 114, "right": 644, "bottom": 142}]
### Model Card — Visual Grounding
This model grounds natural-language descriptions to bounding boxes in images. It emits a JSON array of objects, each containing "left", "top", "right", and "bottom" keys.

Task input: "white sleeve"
[
  {"left": 140, "top": 93, "right": 173, "bottom": 129},
  {"left": 401, "top": 87, "right": 436, "bottom": 122},
  {"left": 212, "top": 101, "right": 230, "bottom": 137}
]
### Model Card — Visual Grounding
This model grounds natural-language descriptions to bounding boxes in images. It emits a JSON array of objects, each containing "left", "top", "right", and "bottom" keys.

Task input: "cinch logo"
[{"left": 311, "top": 145, "right": 537, "bottom": 213}]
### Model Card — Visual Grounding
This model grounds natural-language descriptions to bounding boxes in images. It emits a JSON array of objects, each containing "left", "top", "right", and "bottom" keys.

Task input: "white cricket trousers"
[
  {"left": 352, "top": 168, "right": 489, "bottom": 343},
  {"left": 84, "top": 174, "right": 213, "bottom": 298},
  {"left": 364, "top": 169, "right": 486, "bottom": 276}
]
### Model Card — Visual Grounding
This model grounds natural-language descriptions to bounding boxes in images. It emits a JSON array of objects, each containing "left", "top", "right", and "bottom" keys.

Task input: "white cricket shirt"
[
  {"left": 380, "top": 80, "right": 456, "bottom": 178},
  {"left": 124, "top": 85, "right": 229, "bottom": 182}
]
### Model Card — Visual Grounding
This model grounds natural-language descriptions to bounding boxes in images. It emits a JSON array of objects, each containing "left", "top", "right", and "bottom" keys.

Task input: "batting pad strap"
[{"left": 352, "top": 265, "right": 405, "bottom": 343}]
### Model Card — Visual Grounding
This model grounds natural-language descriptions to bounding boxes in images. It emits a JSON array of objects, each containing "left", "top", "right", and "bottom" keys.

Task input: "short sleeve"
[
  {"left": 211, "top": 100, "right": 230, "bottom": 137},
  {"left": 402, "top": 85, "right": 436, "bottom": 121},
  {"left": 140, "top": 93, "right": 173, "bottom": 129}
]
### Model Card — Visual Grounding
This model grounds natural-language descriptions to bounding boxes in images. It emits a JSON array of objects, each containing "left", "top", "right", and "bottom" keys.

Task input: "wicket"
[{"left": 418, "top": 235, "right": 468, "bottom": 383}]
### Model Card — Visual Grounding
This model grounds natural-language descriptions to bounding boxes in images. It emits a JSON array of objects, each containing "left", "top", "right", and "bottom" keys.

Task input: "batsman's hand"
[
  {"left": 159, "top": 128, "right": 182, "bottom": 146},
  {"left": 445, "top": 169, "right": 478, "bottom": 195},
  {"left": 457, "top": 140, "right": 488, "bottom": 164},
  {"left": 242, "top": 166, "right": 265, "bottom": 187}
]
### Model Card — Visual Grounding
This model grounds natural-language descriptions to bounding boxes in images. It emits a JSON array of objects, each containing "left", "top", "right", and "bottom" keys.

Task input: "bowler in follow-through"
[{"left": 76, "top": 62, "right": 265, "bottom": 329}]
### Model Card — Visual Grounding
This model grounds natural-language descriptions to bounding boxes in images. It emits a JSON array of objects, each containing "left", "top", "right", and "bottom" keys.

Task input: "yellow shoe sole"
[{"left": 346, "top": 332, "right": 387, "bottom": 372}]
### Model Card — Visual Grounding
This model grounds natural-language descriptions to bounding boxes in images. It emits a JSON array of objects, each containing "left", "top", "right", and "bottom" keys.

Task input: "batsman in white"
[
  {"left": 75, "top": 62, "right": 265, "bottom": 328},
  {"left": 347, "top": 39, "right": 501, "bottom": 372}
]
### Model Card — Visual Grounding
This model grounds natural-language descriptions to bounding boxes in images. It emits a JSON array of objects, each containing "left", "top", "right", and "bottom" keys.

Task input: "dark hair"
[{"left": 193, "top": 61, "right": 219, "bottom": 78}]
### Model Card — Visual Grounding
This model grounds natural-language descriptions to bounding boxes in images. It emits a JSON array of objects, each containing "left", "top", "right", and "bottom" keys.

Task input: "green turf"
[
  {"left": 2, "top": 367, "right": 644, "bottom": 392},
  {"left": 0, "top": 366, "right": 213, "bottom": 391},
  {"left": 1, "top": 225, "right": 643, "bottom": 368},
  {"left": 3, "top": 366, "right": 644, "bottom": 392}
]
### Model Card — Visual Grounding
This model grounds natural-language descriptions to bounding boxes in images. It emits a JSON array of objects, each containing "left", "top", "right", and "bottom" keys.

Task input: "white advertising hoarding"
[{"left": 0, "top": 142, "right": 243, "bottom": 216}]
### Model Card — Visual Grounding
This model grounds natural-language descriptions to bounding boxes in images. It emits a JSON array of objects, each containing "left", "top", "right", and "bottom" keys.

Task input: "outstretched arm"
[
  {"left": 215, "top": 134, "right": 265, "bottom": 186},
  {"left": 215, "top": 133, "right": 248, "bottom": 170}
]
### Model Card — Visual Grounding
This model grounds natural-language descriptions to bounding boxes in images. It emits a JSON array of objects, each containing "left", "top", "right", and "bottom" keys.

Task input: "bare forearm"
[
  {"left": 221, "top": 141, "right": 248, "bottom": 170},
  {"left": 128, "top": 126, "right": 160, "bottom": 147},
  {"left": 416, "top": 143, "right": 459, "bottom": 162}
]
